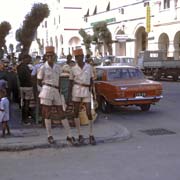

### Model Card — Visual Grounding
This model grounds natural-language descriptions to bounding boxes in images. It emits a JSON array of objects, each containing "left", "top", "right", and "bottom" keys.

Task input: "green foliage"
[
  {"left": 16, "top": 3, "right": 50, "bottom": 54},
  {"left": 0, "top": 21, "right": 11, "bottom": 58},
  {"left": 79, "top": 29, "right": 92, "bottom": 55},
  {"left": 92, "top": 21, "right": 112, "bottom": 55}
]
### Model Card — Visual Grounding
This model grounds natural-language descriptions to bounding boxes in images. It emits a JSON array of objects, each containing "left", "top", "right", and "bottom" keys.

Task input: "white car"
[
  {"left": 100, "top": 56, "right": 135, "bottom": 66},
  {"left": 113, "top": 56, "right": 135, "bottom": 66}
]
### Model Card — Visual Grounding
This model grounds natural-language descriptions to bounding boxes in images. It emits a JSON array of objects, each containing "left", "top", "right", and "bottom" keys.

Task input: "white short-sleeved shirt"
[
  {"left": 0, "top": 97, "right": 9, "bottom": 122},
  {"left": 37, "top": 61, "right": 62, "bottom": 100},
  {"left": 69, "top": 63, "right": 93, "bottom": 85},
  {"left": 31, "top": 63, "right": 44, "bottom": 76},
  {"left": 69, "top": 63, "right": 93, "bottom": 98},
  {"left": 37, "top": 61, "right": 61, "bottom": 86}
]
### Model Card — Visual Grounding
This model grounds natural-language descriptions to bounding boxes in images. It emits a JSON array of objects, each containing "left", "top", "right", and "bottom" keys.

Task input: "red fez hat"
[
  {"left": 73, "top": 49, "right": 83, "bottom": 56},
  {"left": 46, "top": 46, "right": 55, "bottom": 54}
]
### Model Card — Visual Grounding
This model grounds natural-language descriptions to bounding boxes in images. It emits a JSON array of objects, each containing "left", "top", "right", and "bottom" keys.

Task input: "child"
[{"left": 0, "top": 88, "right": 10, "bottom": 137}]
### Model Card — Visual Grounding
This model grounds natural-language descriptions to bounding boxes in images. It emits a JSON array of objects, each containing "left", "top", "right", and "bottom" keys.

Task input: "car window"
[
  {"left": 108, "top": 69, "right": 129, "bottom": 80},
  {"left": 96, "top": 69, "right": 104, "bottom": 81},
  {"left": 128, "top": 68, "right": 144, "bottom": 78},
  {"left": 107, "top": 68, "right": 144, "bottom": 80},
  {"left": 114, "top": 57, "right": 134, "bottom": 64}
]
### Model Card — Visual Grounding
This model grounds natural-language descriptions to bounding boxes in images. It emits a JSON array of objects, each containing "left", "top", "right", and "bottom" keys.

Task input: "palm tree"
[
  {"left": 79, "top": 29, "right": 92, "bottom": 55},
  {"left": 0, "top": 21, "right": 11, "bottom": 59},
  {"left": 16, "top": 3, "right": 50, "bottom": 55},
  {"left": 92, "top": 21, "right": 112, "bottom": 55}
]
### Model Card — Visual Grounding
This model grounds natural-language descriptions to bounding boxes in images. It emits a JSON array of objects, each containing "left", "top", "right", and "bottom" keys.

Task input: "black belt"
[
  {"left": 74, "top": 81, "right": 90, "bottom": 87},
  {"left": 43, "top": 83, "right": 59, "bottom": 89}
]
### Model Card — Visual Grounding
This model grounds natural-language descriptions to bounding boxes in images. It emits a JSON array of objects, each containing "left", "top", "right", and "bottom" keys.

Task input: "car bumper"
[{"left": 114, "top": 95, "right": 163, "bottom": 102}]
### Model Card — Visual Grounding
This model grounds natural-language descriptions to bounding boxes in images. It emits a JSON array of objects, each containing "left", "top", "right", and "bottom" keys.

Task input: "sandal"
[
  {"left": 89, "top": 135, "right": 96, "bottom": 145},
  {"left": 78, "top": 135, "right": 85, "bottom": 144},
  {"left": 66, "top": 136, "right": 77, "bottom": 146},
  {"left": 47, "top": 136, "right": 55, "bottom": 144}
]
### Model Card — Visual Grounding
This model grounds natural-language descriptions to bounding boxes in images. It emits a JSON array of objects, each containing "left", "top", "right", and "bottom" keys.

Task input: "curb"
[{"left": 0, "top": 126, "right": 132, "bottom": 152}]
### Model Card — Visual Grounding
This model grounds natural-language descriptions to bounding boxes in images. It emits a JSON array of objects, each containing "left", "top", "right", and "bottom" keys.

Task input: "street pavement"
[{"left": 0, "top": 102, "right": 131, "bottom": 151}]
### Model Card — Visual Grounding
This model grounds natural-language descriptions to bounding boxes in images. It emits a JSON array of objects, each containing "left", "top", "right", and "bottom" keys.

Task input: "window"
[
  {"left": 54, "top": 17, "right": 56, "bottom": 25},
  {"left": 164, "top": 0, "right": 170, "bottom": 9},
  {"left": 106, "top": 2, "right": 110, "bottom": 11},
  {"left": 59, "top": 15, "right": 60, "bottom": 24},
  {"left": 96, "top": 69, "right": 104, "bottom": 81},
  {"left": 93, "top": 5, "right": 97, "bottom": 15},
  {"left": 45, "top": 21, "right": 47, "bottom": 28},
  {"left": 107, "top": 68, "right": 144, "bottom": 80}
]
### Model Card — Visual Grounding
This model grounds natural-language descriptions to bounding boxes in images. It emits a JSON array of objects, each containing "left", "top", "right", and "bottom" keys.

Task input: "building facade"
[
  {"left": 82, "top": 0, "right": 180, "bottom": 62},
  {"left": 36, "top": 0, "right": 85, "bottom": 57},
  {"left": 35, "top": 0, "right": 180, "bottom": 62}
]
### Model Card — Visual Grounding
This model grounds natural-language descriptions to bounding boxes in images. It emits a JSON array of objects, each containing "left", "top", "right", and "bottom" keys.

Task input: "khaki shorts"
[
  {"left": 72, "top": 96, "right": 91, "bottom": 103},
  {"left": 20, "top": 87, "right": 34, "bottom": 100},
  {"left": 40, "top": 94, "right": 62, "bottom": 106}
]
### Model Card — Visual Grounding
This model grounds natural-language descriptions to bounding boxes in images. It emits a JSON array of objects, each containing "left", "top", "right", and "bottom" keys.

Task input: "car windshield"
[
  {"left": 107, "top": 68, "right": 144, "bottom": 80},
  {"left": 113, "top": 57, "right": 134, "bottom": 64}
]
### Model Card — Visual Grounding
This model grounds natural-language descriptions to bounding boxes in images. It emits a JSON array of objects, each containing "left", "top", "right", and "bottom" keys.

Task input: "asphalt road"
[{"left": 0, "top": 80, "right": 180, "bottom": 180}]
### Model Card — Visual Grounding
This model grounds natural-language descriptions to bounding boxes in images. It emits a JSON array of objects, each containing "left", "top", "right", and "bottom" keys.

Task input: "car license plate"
[{"left": 135, "top": 92, "right": 146, "bottom": 97}]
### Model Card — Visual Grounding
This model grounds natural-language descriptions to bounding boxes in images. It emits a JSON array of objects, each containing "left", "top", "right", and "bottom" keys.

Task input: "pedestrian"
[
  {"left": 60, "top": 54, "right": 75, "bottom": 103},
  {"left": 60, "top": 54, "right": 76, "bottom": 126},
  {"left": 17, "top": 54, "right": 35, "bottom": 124},
  {"left": 69, "top": 48, "right": 96, "bottom": 145},
  {"left": 0, "top": 88, "right": 10, "bottom": 137},
  {"left": 31, "top": 55, "right": 47, "bottom": 125},
  {"left": 31, "top": 55, "right": 46, "bottom": 101},
  {"left": 37, "top": 46, "right": 76, "bottom": 145}
]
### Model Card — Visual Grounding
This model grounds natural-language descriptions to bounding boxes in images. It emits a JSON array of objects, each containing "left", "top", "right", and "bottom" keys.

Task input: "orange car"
[{"left": 94, "top": 65, "right": 163, "bottom": 113}]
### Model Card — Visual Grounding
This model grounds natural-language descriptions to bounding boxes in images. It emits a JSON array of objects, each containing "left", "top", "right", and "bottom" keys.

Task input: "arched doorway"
[
  {"left": 69, "top": 37, "right": 81, "bottom": 54},
  {"left": 158, "top": 33, "right": 169, "bottom": 57},
  {"left": 115, "top": 29, "right": 126, "bottom": 56},
  {"left": 135, "top": 26, "right": 148, "bottom": 63},
  {"left": 173, "top": 31, "right": 180, "bottom": 60}
]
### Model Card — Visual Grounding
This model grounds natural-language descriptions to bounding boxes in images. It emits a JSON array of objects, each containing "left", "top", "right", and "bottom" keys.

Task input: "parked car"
[
  {"left": 56, "top": 58, "right": 67, "bottom": 66},
  {"left": 92, "top": 57, "right": 102, "bottom": 66},
  {"left": 113, "top": 56, "right": 135, "bottom": 66},
  {"left": 100, "top": 55, "right": 135, "bottom": 66},
  {"left": 94, "top": 65, "right": 163, "bottom": 113},
  {"left": 100, "top": 55, "right": 115, "bottom": 66}
]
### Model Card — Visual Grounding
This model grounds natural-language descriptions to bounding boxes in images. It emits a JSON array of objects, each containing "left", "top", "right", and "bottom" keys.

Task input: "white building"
[
  {"left": 35, "top": 0, "right": 180, "bottom": 62},
  {"left": 82, "top": 0, "right": 180, "bottom": 62},
  {"left": 36, "top": 0, "right": 85, "bottom": 57}
]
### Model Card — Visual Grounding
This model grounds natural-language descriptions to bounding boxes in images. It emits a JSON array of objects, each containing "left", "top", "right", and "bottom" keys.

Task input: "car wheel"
[
  {"left": 100, "top": 98, "right": 112, "bottom": 113},
  {"left": 140, "top": 104, "right": 151, "bottom": 111},
  {"left": 173, "top": 74, "right": 178, "bottom": 81},
  {"left": 153, "top": 71, "right": 161, "bottom": 81}
]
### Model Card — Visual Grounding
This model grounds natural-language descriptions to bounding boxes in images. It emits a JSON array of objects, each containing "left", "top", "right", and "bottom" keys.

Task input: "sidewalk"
[{"left": 0, "top": 103, "right": 131, "bottom": 151}]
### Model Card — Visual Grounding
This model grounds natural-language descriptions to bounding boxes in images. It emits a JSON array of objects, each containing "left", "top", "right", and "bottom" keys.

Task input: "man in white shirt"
[
  {"left": 37, "top": 46, "right": 76, "bottom": 145},
  {"left": 69, "top": 48, "right": 96, "bottom": 145}
]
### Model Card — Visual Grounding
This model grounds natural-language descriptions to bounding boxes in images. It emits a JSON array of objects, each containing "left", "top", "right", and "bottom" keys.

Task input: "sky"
[
  {"left": 0, "top": 0, "right": 43, "bottom": 28},
  {"left": 0, "top": 0, "right": 45, "bottom": 44}
]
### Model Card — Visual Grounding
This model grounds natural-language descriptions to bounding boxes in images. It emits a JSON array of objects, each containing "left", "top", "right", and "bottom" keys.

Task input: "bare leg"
[
  {"left": 61, "top": 118, "right": 72, "bottom": 137},
  {"left": 73, "top": 102, "right": 81, "bottom": 135},
  {"left": 5, "top": 122, "right": 11, "bottom": 135},
  {"left": 84, "top": 102, "right": 93, "bottom": 135},
  {"left": 2, "top": 122, "right": 6, "bottom": 137},
  {"left": 45, "top": 119, "right": 52, "bottom": 137},
  {"left": 84, "top": 102, "right": 96, "bottom": 145}
]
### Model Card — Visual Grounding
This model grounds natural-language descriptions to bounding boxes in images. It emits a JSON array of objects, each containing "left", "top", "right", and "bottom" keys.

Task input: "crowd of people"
[{"left": 0, "top": 47, "right": 97, "bottom": 146}]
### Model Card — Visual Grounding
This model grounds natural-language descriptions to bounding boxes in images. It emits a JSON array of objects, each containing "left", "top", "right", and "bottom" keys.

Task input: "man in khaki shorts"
[
  {"left": 69, "top": 48, "right": 96, "bottom": 145},
  {"left": 37, "top": 46, "right": 76, "bottom": 145}
]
